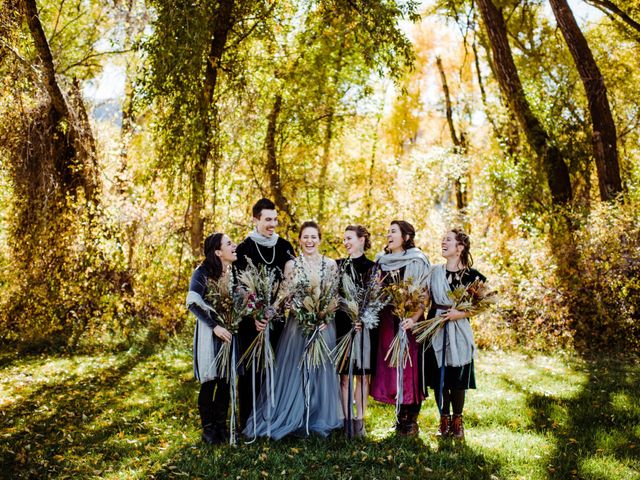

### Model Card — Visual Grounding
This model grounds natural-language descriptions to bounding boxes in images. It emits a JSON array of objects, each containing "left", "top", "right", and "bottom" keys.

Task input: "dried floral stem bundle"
[
  {"left": 332, "top": 264, "right": 388, "bottom": 372},
  {"left": 383, "top": 272, "right": 430, "bottom": 369},
  {"left": 237, "top": 259, "right": 285, "bottom": 372},
  {"left": 290, "top": 256, "right": 339, "bottom": 369},
  {"left": 205, "top": 270, "right": 248, "bottom": 445},
  {"left": 413, "top": 278, "right": 497, "bottom": 346}
]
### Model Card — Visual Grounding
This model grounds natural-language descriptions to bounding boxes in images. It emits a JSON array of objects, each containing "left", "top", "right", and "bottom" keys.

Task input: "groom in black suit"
[{"left": 234, "top": 198, "right": 295, "bottom": 430}]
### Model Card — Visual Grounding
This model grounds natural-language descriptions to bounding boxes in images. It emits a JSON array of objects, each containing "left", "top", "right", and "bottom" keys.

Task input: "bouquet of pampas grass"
[
  {"left": 332, "top": 263, "right": 388, "bottom": 372},
  {"left": 290, "top": 256, "right": 339, "bottom": 368},
  {"left": 413, "top": 278, "right": 497, "bottom": 345},
  {"left": 383, "top": 272, "right": 431, "bottom": 368}
]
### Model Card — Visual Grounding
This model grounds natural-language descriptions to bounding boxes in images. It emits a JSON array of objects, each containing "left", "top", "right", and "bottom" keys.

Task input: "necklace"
[
  {"left": 446, "top": 267, "right": 463, "bottom": 283},
  {"left": 254, "top": 240, "right": 276, "bottom": 265}
]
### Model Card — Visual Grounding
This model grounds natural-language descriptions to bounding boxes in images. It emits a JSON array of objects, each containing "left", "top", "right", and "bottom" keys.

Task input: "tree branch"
[
  {"left": 583, "top": 0, "right": 640, "bottom": 36},
  {"left": 58, "top": 48, "right": 132, "bottom": 74},
  {"left": 49, "top": 0, "right": 67, "bottom": 44},
  {"left": 22, "top": 0, "right": 69, "bottom": 117},
  {"left": 48, "top": 10, "right": 85, "bottom": 45}
]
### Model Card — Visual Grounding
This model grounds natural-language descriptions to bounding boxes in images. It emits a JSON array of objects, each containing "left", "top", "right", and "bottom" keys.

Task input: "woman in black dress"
[
  {"left": 186, "top": 233, "right": 237, "bottom": 444},
  {"left": 335, "top": 225, "right": 376, "bottom": 437},
  {"left": 423, "top": 229, "right": 486, "bottom": 440}
]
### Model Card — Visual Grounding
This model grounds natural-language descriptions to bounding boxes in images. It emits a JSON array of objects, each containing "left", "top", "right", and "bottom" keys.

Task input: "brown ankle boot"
[
  {"left": 451, "top": 414, "right": 464, "bottom": 439},
  {"left": 436, "top": 414, "right": 451, "bottom": 437},
  {"left": 405, "top": 412, "right": 419, "bottom": 436},
  {"left": 395, "top": 410, "right": 409, "bottom": 435}
]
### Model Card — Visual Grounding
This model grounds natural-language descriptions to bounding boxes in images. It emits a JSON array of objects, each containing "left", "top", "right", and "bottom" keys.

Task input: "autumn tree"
[
  {"left": 550, "top": 0, "right": 623, "bottom": 201},
  {"left": 142, "top": 0, "right": 273, "bottom": 255},
  {"left": 0, "top": 0, "right": 112, "bottom": 347},
  {"left": 476, "top": 0, "right": 573, "bottom": 206}
]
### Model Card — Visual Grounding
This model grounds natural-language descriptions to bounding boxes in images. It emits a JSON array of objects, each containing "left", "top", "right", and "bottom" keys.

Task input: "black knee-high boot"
[
  {"left": 212, "top": 379, "right": 230, "bottom": 439},
  {"left": 198, "top": 380, "right": 220, "bottom": 444}
]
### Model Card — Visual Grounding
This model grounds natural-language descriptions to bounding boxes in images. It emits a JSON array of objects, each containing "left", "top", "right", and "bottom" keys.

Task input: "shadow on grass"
[
  {"left": 506, "top": 356, "right": 640, "bottom": 479},
  {"left": 0, "top": 344, "right": 173, "bottom": 479},
  {"left": 149, "top": 425, "right": 502, "bottom": 479},
  {"left": 1, "top": 341, "right": 504, "bottom": 480}
]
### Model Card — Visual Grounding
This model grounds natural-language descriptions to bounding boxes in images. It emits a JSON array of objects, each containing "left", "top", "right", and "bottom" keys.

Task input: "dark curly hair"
[
  {"left": 345, "top": 225, "right": 372, "bottom": 251},
  {"left": 451, "top": 228, "right": 473, "bottom": 268},
  {"left": 385, "top": 220, "right": 416, "bottom": 253}
]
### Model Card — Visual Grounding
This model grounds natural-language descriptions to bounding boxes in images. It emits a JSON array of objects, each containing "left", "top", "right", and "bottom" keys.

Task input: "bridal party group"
[{"left": 186, "top": 198, "right": 488, "bottom": 446}]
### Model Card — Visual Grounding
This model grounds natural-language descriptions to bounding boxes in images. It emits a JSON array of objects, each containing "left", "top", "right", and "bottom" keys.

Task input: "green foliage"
[
  {"left": 139, "top": 0, "right": 419, "bottom": 235},
  {"left": 37, "top": 0, "right": 114, "bottom": 79},
  {"left": 1, "top": 0, "right": 640, "bottom": 354}
]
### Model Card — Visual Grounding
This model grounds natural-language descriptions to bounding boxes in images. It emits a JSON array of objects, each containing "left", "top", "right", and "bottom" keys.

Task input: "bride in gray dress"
[{"left": 243, "top": 221, "right": 343, "bottom": 440}]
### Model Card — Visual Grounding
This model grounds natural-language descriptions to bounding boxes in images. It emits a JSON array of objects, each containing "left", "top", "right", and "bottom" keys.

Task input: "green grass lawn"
[{"left": 1, "top": 340, "right": 638, "bottom": 480}]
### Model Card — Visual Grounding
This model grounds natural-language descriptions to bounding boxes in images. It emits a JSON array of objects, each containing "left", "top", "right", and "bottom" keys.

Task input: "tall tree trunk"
[
  {"left": 317, "top": 36, "right": 345, "bottom": 223},
  {"left": 550, "top": 0, "right": 624, "bottom": 201},
  {"left": 365, "top": 114, "right": 382, "bottom": 219},
  {"left": 471, "top": 37, "right": 498, "bottom": 134},
  {"left": 265, "top": 93, "right": 295, "bottom": 223},
  {"left": 23, "top": 0, "right": 68, "bottom": 117},
  {"left": 436, "top": 56, "right": 467, "bottom": 211},
  {"left": 476, "top": 0, "right": 573, "bottom": 205},
  {"left": 22, "top": 0, "right": 98, "bottom": 201},
  {"left": 317, "top": 106, "right": 335, "bottom": 223},
  {"left": 476, "top": 30, "right": 521, "bottom": 156},
  {"left": 189, "top": 0, "right": 235, "bottom": 255}
]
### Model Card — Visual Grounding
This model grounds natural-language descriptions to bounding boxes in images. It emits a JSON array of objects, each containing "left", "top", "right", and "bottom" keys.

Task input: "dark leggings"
[
  {"left": 434, "top": 387, "right": 465, "bottom": 415},
  {"left": 198, "top": 379, "right": 230, "bottom": 426},
  {"left": 399, "top": 402, "right": 422, "bottom": 418}
]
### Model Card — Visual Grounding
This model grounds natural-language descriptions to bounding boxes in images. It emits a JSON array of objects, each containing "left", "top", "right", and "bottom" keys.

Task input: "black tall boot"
[
  {"left": 198, "top": 381, "right": 221, "bottom": 445},
  {"left": 199, "top": 405, "right": 219, "bottom": 444},
  {"left": 397, "top": 404, "right": 420, "bottom": 436},
  {"left": 212, "top": 379, "right": 230, "bottom": 442},
  {"left": 406, "top": 410, "right": 420, "bottom": 436}
]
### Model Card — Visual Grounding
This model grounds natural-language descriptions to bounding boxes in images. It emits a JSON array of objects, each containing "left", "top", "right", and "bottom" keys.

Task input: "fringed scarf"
[{"left": 429, "top": 264, "right": 476, "bottom": 368}]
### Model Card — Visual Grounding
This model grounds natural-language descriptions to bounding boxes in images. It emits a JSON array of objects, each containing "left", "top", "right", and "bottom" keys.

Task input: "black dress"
[
  {"left": 422, "top": 268, "right": 486, "bottom": 392},
  {"left": 335, "top": 255, "right": 377, "bottom": 375}
]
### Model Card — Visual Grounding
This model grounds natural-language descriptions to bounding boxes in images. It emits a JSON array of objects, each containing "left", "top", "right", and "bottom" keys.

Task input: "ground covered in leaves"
[{"left": 1, "top": 340, "right": 638, "bottom": 480}]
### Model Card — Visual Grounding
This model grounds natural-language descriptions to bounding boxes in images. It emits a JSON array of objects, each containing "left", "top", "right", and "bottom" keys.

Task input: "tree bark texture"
[
  {"left": 265, "top": 93, "right": 295, "bottom": 223},
  {"left": 476, "top": 0, "right": 573, "bottom": 205},
  {"left": 189, "top": 0, "right": 235, "bottom": 255},
  {"left": 550, "top": 0, "right": 623, "bottom": 200}
]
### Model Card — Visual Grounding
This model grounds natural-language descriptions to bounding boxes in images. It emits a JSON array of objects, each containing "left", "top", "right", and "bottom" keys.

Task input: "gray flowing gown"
[{"left": 243, "top": 316, "right": 343, "bottom": 440}]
